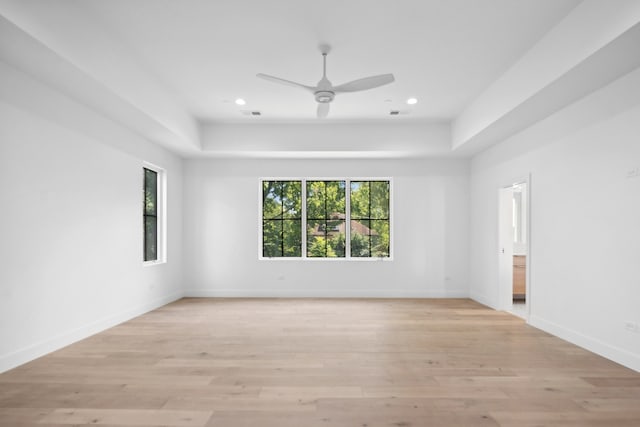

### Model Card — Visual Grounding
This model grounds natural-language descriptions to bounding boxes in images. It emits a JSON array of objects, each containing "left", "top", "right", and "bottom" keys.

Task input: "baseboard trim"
[
  {"left": 469, "top": 291, "right": 496, "bottom": 309},
  {"left": 529, "top": 315, "right": 640, "bottom": 372},
  {"left": 0, "top": 291, "right": 183, "bottom": 373},
  {"left": 183, "top": 289, "right": 469, "bottom": 298}
]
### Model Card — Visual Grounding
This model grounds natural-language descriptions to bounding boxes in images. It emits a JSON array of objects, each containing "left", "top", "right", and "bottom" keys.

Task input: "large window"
[
  {"left": 260, "top": 178, "right": 391, "bottom": 259},
  {"left": 143, "top": 164, "right": 165, "bottom": 263}
]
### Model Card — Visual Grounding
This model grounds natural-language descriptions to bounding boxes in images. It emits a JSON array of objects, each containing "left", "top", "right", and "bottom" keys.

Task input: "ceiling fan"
[{"left": 257, "top": 46, "right": 395, "bottom": 118}]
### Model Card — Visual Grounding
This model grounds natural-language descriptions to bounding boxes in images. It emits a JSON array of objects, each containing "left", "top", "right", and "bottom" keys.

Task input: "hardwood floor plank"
[
  {"left": 259, "top": 386, "right": 363, "bottom": 399},
  {"left": 489, "top": 410, "right": 640, "bottom": 427},
  {"left": 581, "top": 376, "right": 640, "bottom": 387},
  {"left": 162, "top": 396, "right": 317, "bottom": 412},
  {"left": 575, "top": 397, "right": 640, "bottom": 412},
  {"left": 362, "top": 385, "right": 510, "bottom": 399},
  {"left": 0, "top": 408, "right": 52, "bottom": 425},
  {"left": 37, "top": 408, "right": 212, "bottom": 426},
  {"left": 203, "top": 409, "right": 501, "bottom": 427},
  {"left": 317, "top": 396, "right": 586, "bottom": 414},
  {"left": 121, "top": 384, "right": 260, "bottom": 399},
  {"left": 155, "top": 358, "right": 324, "bottom": 369},
  {"left": 0, "top": 298, "right": 638, "bottom": 426}
]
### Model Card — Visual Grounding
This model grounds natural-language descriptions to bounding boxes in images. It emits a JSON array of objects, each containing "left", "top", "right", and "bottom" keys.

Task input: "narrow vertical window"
[
  {"left": 143, "top": 167, "right": 158, "bottom": 262},
  {"left": 262, "top": 180, "right": 302, "bottom": 257},
  {"left": 306, "top": 180, "right": 346, "bottom": 257},
  {"left": 350, "top": 180, "right": 390, "bottom": 257}
]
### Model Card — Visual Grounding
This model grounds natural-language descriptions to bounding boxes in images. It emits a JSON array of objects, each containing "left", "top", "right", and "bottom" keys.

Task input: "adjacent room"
[{"left": 1, "top": 0, "right": 639, "bottom": 426}]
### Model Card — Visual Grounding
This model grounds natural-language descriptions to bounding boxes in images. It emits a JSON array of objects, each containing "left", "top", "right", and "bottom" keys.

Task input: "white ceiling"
[
  {"left": 81, "top": 0, "right": 580, "bottom": 123},
  {"left": 4, "top": 0, "right": 639, "bottom": 158}
]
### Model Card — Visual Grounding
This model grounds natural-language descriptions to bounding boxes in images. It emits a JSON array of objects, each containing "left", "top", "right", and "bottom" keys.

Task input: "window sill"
[
  {"left": 258, "top": 257, "right": 393, "bottom": 262},
  {"left": 143, "top": 260, "right": 166, "bottom": 267}
]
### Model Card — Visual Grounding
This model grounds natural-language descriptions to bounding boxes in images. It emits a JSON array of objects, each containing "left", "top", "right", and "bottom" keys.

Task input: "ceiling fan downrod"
[{"left": 315, "top": 53, "right": 334, "bottom": 103}]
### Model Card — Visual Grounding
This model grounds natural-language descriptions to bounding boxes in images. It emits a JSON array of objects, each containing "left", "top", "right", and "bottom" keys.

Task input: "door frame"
[{"left": 498, "top": 174, "right": 532, "bottom": 320}]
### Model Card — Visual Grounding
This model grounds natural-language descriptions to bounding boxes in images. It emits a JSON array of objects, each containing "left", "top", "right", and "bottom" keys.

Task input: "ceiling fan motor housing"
[{"left": 315, "top": 91, "right": 334, "bottom": 103}]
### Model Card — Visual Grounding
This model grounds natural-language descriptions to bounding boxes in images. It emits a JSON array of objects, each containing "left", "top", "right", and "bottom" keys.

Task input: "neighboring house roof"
[{"left": 309, "top": 218, "right": 378, "bottom": 237}]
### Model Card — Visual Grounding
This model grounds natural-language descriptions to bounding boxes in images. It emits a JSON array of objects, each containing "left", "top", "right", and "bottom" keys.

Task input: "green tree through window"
[
  {"left": 262, "top": 181, "right": 302, "bottom": 257},
  {"left": 261, "top": 179, "right": 390, "bottom": 259},
  {"left": 306, "top": 181, "right": 346, "bottom": 257},
  {"left": 350, "top": 181, "right": 390, "bottom": 257}
]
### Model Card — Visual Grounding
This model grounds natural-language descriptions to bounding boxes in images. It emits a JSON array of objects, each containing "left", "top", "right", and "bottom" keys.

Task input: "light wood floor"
[{"left": 1, "top": 298, "right": 639, "bottom": 426}]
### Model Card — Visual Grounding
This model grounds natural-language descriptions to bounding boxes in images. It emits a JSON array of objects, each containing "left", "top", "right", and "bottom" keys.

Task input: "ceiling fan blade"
[
  {"left": 333, "top": 74, "right": 395, "bottom": 93},
  {"left": 317, "top": 102, "right": 330, "bottom": 118},
  {"left": 256, "top": 73, "right": 314, "bottom": 92}
]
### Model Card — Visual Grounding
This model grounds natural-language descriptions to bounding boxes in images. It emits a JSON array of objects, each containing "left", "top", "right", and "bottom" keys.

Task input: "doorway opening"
[{"left": 498, "top": 180, "right": 529, "bottom": 319}]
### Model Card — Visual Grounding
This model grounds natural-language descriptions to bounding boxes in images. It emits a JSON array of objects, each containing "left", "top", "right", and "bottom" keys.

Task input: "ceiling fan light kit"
[
  {"left": 315, "top": 91, "right": 334, "bottom": 103},
  {"left": 257, "top": 48, "right": 395, "bottom": 118}
]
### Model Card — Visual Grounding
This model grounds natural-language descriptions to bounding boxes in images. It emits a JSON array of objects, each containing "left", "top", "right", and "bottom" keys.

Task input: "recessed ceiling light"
[
  {"left": 406, "top": 98, "right": 418, "bottom": 105},
  {"left": 235, "top": 98, "right": 246, "bottom": 105}
]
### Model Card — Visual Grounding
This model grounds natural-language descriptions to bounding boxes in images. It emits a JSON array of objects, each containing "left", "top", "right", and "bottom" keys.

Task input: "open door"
[{"left": 499, "top": 181, "right": 529, "bottom": 319}]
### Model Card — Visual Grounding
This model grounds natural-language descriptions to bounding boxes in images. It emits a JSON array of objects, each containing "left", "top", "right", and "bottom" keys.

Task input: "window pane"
[
  {"left": 263, "top": 181, "right": 282, "bottom": 219},
  {"left": 262, "top": 220, "right": 282, "bottom": 257},
  {"left": 326, "top": 220, "right": 346, "bottom": 257},
  {"left": 350, "top": 219, "right": 371, "bottom": 257},
  {"left": 306, "top": 181, "right": 345, "bottom": 258},
  {"left": 144, "top": 216, "right": 157, "bottom": 261},
  {"left": 371, "top": 220, "right": 390, "bottom": 257},
  {"left": 282, "top": 219, "right": 302, "bottom": 257},
  {"left": 143, "top": 167, "right": 158, "bottom": 262},
  {"left": 307, "top": 220, "right": 326, "bottom": 257},
  {"left": 307, "top": 220, "right": 346, "bottom": 258},
  {"left": 325, "top": 181, "right": 346, "bottom": 217},
  {"left": 350, "top": 181, "right": 370, "bottom": 219},
  {"left": 307, "top": 238, "right": 326, "bottom": 257},
  {"left": 262, "top": 180, "right": 302, "bottom": 220},
  {"left": 282, "top": 181, "right": 301, "bottom": 219},
  {"left": 262, "top": 181, "right": 302, "bottom": 257},
  {"left": 350, "top": 180, "right": 390, "bottom": 257},
  {"left": 370, "top": 181, "right": 389, "bottom": 219},
  {"left": 306, "top": 181, "right": 325, "bottom": 220},
  {"left": 144, "top": 168, "right": 157, "bottom": 215}
]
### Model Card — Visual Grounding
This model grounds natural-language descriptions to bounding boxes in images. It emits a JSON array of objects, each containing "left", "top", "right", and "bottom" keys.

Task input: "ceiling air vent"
[
  {"left": 390, "top": 110, "right": 400, "bottom": 115},
  {"left": 390, "top": 110, "right": 410, "bottom": 116},
  {"left": 240, "top": 110, "right": 261, "bottom": 116}
]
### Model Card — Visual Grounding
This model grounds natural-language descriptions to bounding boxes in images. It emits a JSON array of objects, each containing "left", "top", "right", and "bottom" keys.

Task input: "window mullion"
[
  {"left": 301, "top": 179, "right": 307, "bottom": 259},
  {"left": 280, "top": 182, "right": 284, "bottom": 256},
  {"left": 323, "top": 181, "right": 327, "bottom": 257},
  {"left": 346, "top": 180, "right": 351, "bottom": 259},
  {"left": 368, "top": 182, "right": 372, "bottom": 257}
]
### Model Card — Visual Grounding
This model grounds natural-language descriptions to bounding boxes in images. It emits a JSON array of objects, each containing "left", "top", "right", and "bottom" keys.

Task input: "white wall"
[
  {"left": 201, "top": 122, "right": 451, "bottom": 158},
  {"left": 183, "top": 158, "right": 469, "bottom": 297},
  {"left": 469, "top": 67, "right": 640, "bottom": 371},
  {"left": 0, "top": 63, "right": 184, "bottom": 373}
]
